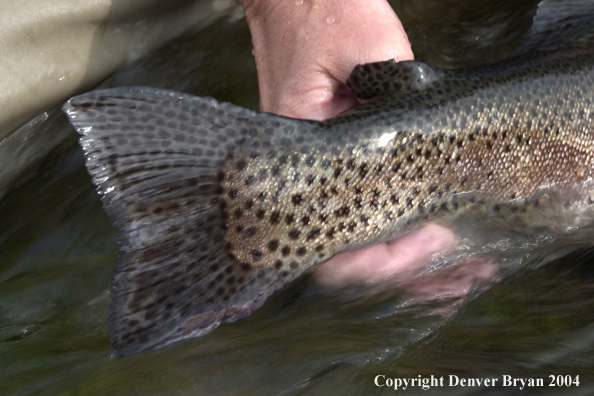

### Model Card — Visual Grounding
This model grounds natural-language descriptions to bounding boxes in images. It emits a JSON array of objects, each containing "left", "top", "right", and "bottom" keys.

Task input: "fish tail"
[{"left": 63, "top": 87, "right": 311, "bottom": 356}]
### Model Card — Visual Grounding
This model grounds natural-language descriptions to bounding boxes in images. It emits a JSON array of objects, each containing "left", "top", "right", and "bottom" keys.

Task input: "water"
[{"left": 2, "top": 1, "right": 594, "bottom": 394}]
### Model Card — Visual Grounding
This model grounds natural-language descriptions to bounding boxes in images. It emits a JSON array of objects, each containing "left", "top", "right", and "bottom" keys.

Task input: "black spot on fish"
[
  {"left": 292, "top": 194, "right": 304, "bottom": 206},
  {"left": 281, "top": 246, "right": 291, "bottom": 257},
  {"left": 359, "top": 163, "right": 368, "bottom": 178},
  {"left": 270, "top": 211, "right": 281, "bottom": 224},
  {"left": 288, "top": 229, "right": 300, "bottom": 240},
  {"left": 347, "top": 221, "right": 357, "bottom": 232},
  {"left": 306, "top": 228, "right": 321, "bottom": 241},
  {"left": 268, "top": 240, "right": 279, "bottom": 252},
  {"left": 246, "top": 227, "right": 257, "bottom": 236},
  {"left": 251, "top": 250, "right": 262, "bottom": 261},
  {"left": 301, "top": 215, "right": 311, "bottom": 226},
  {"left": 335, "top": 206, "right": 350, "bottom": 217}
]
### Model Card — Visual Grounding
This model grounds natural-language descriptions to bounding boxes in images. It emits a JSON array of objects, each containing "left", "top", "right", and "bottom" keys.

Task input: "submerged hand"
[{"left": 239, "top": 0, "right": 458, "bottom": 286}]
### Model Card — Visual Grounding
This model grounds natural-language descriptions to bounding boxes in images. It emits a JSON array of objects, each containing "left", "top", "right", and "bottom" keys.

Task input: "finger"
[{"left": 313, "top": 224, "right": 457, "bottom": 287}]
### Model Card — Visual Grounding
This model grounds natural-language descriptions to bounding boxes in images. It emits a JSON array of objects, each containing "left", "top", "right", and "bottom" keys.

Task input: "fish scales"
[
  {"left": 222, "top": 56, "right": 594, "bottom": 272},
  {"left": 62, "top": 0, "right": 594, "bottom": 356}
]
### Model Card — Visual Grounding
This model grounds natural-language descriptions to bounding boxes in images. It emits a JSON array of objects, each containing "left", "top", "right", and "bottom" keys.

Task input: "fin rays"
[{"left": 64, "top": 87, "right": 305, "bottom": 356}]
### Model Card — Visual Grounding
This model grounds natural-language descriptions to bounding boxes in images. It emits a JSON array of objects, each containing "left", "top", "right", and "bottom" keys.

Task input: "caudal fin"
[{"left": 63, "top": 87, "right": 309, "bottom": 356}]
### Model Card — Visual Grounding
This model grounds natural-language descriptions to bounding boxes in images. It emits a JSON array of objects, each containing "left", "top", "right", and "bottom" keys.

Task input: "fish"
[{"left": 63, "top": 0, "right": 594, "bottom": 356}]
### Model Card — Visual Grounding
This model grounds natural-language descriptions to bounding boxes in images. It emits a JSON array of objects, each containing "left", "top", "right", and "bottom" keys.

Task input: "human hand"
[
  {"left": 239, "top": 0, "right": 460, "bottom": 286},
  {"left": 239, "top": 0, "right": 415, "bottom": 120}
]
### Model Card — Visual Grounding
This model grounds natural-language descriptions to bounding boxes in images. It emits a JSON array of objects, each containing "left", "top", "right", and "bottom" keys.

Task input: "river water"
[{"left": 2, "top": 0, "right": 594, "bottom": 394}]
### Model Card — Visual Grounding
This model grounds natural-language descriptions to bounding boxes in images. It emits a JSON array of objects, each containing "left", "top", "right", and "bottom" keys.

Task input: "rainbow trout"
[{"left": 64, "top": 0, "right": 594, "bottom": 356}]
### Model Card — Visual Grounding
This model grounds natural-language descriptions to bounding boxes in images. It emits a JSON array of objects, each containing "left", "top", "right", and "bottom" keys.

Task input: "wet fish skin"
[
  {"left": 62, "top": 0, "right": 594, "bottom": 355},
  {"left": 222, "top": 51, "right": 594, "bottom": 273},
  {"left": 64, "top": 49, "right": 594, "bottom": 356}
]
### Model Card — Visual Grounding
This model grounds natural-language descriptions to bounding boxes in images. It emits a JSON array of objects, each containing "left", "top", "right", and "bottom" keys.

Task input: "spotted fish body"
[
  {"left": 223, "top": 53, "right": 594, "bottom": 275},
  {"left": 63, "top": 0, "right": 594, "bottom": 356}
]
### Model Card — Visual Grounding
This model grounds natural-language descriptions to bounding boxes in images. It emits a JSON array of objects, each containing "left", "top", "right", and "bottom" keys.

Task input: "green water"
[{"left": 3, "top": 1, "right": 594, "bottom": 394}]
